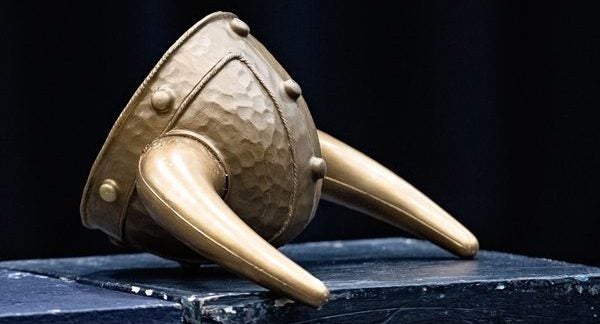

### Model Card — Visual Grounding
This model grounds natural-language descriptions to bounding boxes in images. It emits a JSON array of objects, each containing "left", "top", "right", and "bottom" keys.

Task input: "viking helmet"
[{"left": 81, "top": 12, "right": 478, "bottom": 307}]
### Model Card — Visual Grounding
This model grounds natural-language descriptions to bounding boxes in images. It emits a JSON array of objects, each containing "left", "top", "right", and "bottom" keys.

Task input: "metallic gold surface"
[
  {"left": 81, "top": 11, "right": 478, "bottom": 306},
  {"left": 137, "top": 133, "right": 328, "bottom": 307},
  {"left": 318, "top": 131, "right": 478, "bottom": 258}
]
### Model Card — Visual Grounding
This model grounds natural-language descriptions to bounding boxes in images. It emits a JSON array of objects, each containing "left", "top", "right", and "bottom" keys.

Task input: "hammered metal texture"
[
  {"left": 82, "top": 12, "right": 322, "bottom": 258},
  {"left": 175, "top": 60, "right": 293, "bottom": 242}
]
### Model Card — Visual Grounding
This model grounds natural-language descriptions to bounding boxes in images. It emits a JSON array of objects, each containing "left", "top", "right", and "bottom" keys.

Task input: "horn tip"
[
  {"left": 306, "top": 281, "right": 330, "bottom": 307},
  {"left": 456, "top": 235, "right": 479, "bottom": 259}
]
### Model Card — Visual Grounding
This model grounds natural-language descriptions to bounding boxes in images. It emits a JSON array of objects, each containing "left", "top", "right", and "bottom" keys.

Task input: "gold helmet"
[{"left": 81, "top": 12, "right": 478, "bottom": 307}]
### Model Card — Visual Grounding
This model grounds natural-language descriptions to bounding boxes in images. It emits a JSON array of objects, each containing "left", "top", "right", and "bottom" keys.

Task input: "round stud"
[
  {"left": 283, "top": 79, "right": 302, "bottom": 100},
  {"left": 99, "top": 179, "right": 119, "bottom": 202},
  {"left": 151, "top": 89, "right": 173, "bottom": 112},
  {"left": 310, "top": 157, "right": 327, "bottom": 180},
  {"left": 230, "top": 18, "right": 250, "bottom": 37}
]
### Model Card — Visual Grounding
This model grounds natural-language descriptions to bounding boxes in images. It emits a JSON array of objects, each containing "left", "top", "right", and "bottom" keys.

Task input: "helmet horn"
[
  {"left": 318, "top": 130, "right": 478, "bottom": 258},
  {"left": 136, "top": 132, "right": 329, "bottom": 307}
]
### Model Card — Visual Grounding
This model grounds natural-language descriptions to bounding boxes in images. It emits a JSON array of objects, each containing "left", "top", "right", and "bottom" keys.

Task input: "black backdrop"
[{"left": 2, "top": 1, "right": 599, "bottom": 265}]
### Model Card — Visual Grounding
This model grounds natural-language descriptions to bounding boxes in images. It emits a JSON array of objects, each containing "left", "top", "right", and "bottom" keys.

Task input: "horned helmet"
[{"left": 81, "top": 12, "right": 478, "bottom": 307}]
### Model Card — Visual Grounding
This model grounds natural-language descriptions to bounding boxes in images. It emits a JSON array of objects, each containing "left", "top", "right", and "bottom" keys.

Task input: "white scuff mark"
[
  {"left": 574, "top": 275, "right": 589, "bottom": 282},
  {"left": 421, "top": 287, "right": 427, "bottom": 292},
  {"left": 187, "top": 295, "right": 196, "bottom": 302},
  {"left": 131, "top": 286, "right": 141, "bottom": 293},
  {"left": 575, "top": 285, "right": 583, "bottom": 294},
  {"left": 222, "top": 306, "right": 237, "bottom": 314},
  {"left": 59, "top": 276, "right": 74, "bottom": 283},
  {"left": 438, "top": 293, "right": 445, "bottom": 299},
  {"left": 163, "top": 293, "right": 168, "bottom": 300},
  {"left": 332, "top": 242, "right": 344, "bottom": 248},
  {"left": 7, "top": 272, "right": 27, "bottom": 279},
  {"left": 495, "top": 284, "right": 505, "bottom": 290},
  {"left": 564, "top": 285, "right": 573, "bottom": 294},
  {"left": 49, "top": 309, "right": 61, "bottom": 314},
  {"left": 330, "top": 291, "right": 353, "bottom": 300},
  {"left": 274, "top": 298, "right": 295, "bottom": 307},
  {"left": 145, "top": 289, "right": 153, "bottom": 296}
]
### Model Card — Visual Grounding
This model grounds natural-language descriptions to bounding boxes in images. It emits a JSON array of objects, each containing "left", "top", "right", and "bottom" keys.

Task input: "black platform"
[{"left": 2, "top": 238, "right": 599, "bottom": 323}]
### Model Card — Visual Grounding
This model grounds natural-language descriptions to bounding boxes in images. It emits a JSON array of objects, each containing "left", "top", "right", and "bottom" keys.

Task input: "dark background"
[{"left": 2, "top": 1, "right": 599, "bottom": 265}]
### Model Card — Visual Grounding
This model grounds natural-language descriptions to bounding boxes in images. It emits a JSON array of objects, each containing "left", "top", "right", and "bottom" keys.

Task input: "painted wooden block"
[
  {"left": 0, "top": 269, "right": 181, "bottom": 323},
  {"left": 2, "top": 238, "right": 599, "bottom": 323}
]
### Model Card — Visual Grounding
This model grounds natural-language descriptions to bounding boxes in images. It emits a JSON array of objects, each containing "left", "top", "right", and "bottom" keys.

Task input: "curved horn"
[
  {"left": 136, "top": 132, "right": 329, "bottom": 307},
  {"left": 318, "top": 130, "right": 478, "bottom": 258}
]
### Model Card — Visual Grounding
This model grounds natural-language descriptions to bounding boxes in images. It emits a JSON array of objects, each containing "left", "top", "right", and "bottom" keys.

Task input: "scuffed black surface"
[
  {"left": 0, "top": 269, "right": 181, "bottom": 323},
  {"left": 2, "top": 238, "right": 600, "bottom": 323}
]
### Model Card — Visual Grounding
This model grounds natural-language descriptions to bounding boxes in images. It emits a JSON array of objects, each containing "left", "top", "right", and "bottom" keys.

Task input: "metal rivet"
[
  {"left": 283, "top": 79, "right": 302, "bottom": 100},
  {"left": 99, "top": 179, "right": 119, "bottom": 202},
  {"left": 230, "top": 18, "right": 250, "bottom": 37},
  {"left": 151, "top": 89, "right": 173, "bottom": 112},
  {"left": 310, "top": 157, "right": 327, "bottom": 180}
]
